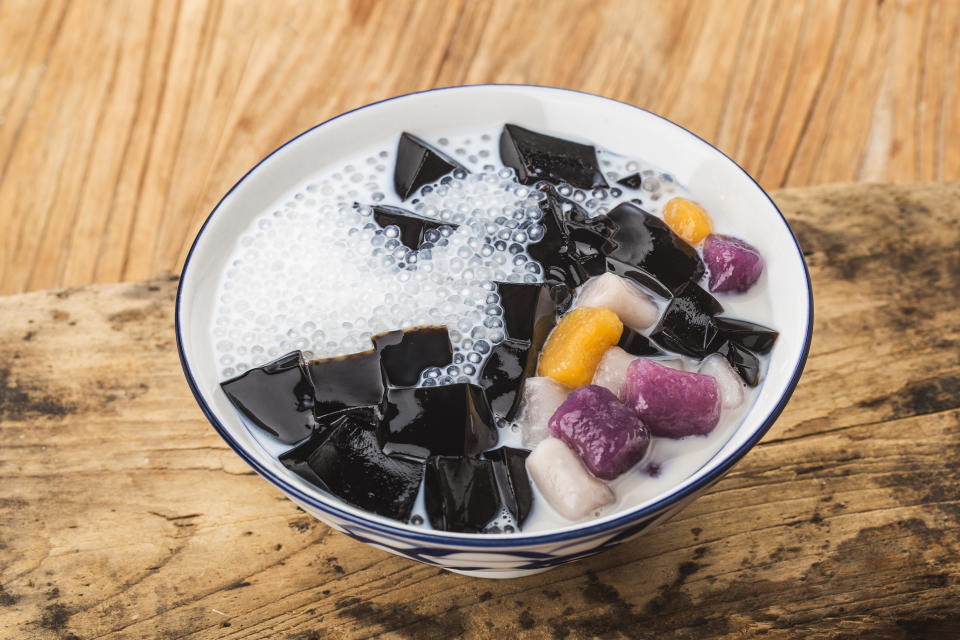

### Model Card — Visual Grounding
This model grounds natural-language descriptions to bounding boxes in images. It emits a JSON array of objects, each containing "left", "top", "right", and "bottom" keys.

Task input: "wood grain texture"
[
  {"left": 1, "top": 0, "right": 959, "bottom": 295},
  {"left": 0, "top": 182, "right": 958, "bottom": 639}
]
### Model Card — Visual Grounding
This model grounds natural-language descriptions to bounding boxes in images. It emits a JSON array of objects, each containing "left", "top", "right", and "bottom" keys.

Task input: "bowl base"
[{"left": 445, "top": 566, "right": 552, "bottom": 579}]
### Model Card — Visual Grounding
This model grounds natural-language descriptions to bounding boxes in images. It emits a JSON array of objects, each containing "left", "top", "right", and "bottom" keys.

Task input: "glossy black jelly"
[
  {"left": 481, "top": 282, "right": 566, "bottom": 420},
  {"left": 560, "top": 191, "right": 618, "bottom": 238},
  {"left": 479, "top": 339, "right": 534, "bottom": 421},
  {"left": 482, "top": 446, "right": 533, "bottom": 527},
  {"left": 279, "top": 414, "right": 423, "bottom": 522},
  {"left": 616, "top": 173, "right": 644, "bottom": 190},
  {"left": 617, "top": 326, "right": 665, "bottom": 357},
  {"left": 527, "top": 188, "right": 587, "bottom": 288},
  {"left": 309, "top": 405, "right": 382, "bottom": 446},
  {"left": 529, "top": 188, "right": 611, "bottom": 289},
  {"left": 378, "top": 383, "right": 497, "bottom": 460},
  {"left": 220, "top": 351, "right": 316, "bottom": 444},
  {"left": 373, "top": 326, "right": 453, "bottom": 387},
  {"left": 279, "top": 406, "right": 380, "bottom": 476},
  {"left": 716, "top": 341, "right": 761, "bottom": 387},
  {"left": 650, "top": 281, "right": 724, "bottom": 358},
  {"left": 496, "top": 282, "right": 565, "bottom": 345},
  {"left": 713, "top": 317, "right": 779, "bottom": 354},
  {"left": 423, "top": 456, "right": 500, "bottom": 534},
  {"left": 566, "top": 227, "right": 612, "bottom": 279},
  {"left": 371, "top": 204, "right": 456, "bottom": 250},
  {"left": 604, "top": 201, "right": 706, "bottom": 297},
  {"left": 499, "top": 124, "right": 608, "bottom": 189},
  {"left": 394, "top": 132, "right": 465, "bottom": 200},
  {"left": 555, "top": 192, "right": 616, "bottom": 281},
  {"left": 307, "top": 351, "right": 385, "bottom": 418}
]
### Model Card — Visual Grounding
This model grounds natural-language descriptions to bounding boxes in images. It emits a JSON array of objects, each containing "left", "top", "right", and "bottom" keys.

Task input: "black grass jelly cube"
[
  {"left": 479, "top": 339, "right": 536, "bottom": 421},
  {"left": 482, "top": 446, "right": 533, "bottom": 528},
  {"left": 712, "top": 317, "right": 779, "bottom": 354},
  {"left": 716, "top": 340, "right": 761, "bottom": 386},
  {"left": 649, "top": 281, "right": 724, "bottom": 358},
  {"left": 370, "top": 204, "right": 457, "bottom": 250},
  {"left": 279, "top": 413, "right": 422, "bottom": 522},
  {"left": 604, "top": 202, "right": 705, "bottom": 297},
  {"left": 394, "top": 132, "right": 465, "bottom": 200},
  {"left": 617, "top": 326, "right": 665, "bottom": 357},
  {"left": 306, "top": 351, "right": 386, "bottom": 419},
  {"left": 616, "top": 173, "right": 644, "bottom": 190},
  {"left": 220, "top": 351, "right": 316, "bottom": 444},
  {"left": 423, "top": 456, "right": 499, "bottom": 533},
  {"left": 499, "top": 124, "right": 608, "bottom": 189},
  {"left": 373, "top": 326, "right": 453, "bottom": 387},
  {"left": 379, "top": 383, "right": 497, "bottom": 460}
]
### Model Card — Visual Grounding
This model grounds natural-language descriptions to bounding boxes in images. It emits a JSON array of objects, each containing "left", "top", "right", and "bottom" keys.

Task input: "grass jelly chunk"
[
  {"left": 716, "top": 340, "right": 761, "bottom": 387},
  {"left": 496, "top": 281, "right": 564, "bottom": 345},
  {"left": 712, "top": 317, "right": 779, "bottom": 354},
  {"left": 481, "top": 282, "right": 568, "bottom": 420},
  {"left": 616, "top": 173, "right": 644, "bottom": 190},
  {"left": 527, "top": 188, "right": 594, "bottom": 289},
  {"left": 649, "top": 281, "right": 724, "bottom": 358},
  {"left": 373, "top": 326, "right": 453, "bottom": 387},
  {"left": 371, "top": 204, "right": 459, "bottom": 250},
  {"left": 307, "top": 350, "right": 386, "bottom": 418},
  {"left": 394, "top": 132, "right": 465, "bottom": 200},
  {"left": 424, "top": 456, "right": 500, "bottom": 533},
  {"left": 479, "top": 338, "right": 536, "bottom": 421},
  {"left": 483, "top": 446, "right": 534, "bottom": 528},
  {"left": 280, "top": 414, "right": 423, "bottom": 522},
  {"left": 499, "top": 124, "right": 608, "bottom": 189},
  {"left": 379, "top": 383, "right": 497, "bottom": 459},
  {"left": 221, "top": 351, "right": 316, "bottom": 444},
  {"left": 617, "top": 326, "right": 665, "bottom": 357},
  {"left": 604, "top": 201, "right": 705, "bottom": 297}
]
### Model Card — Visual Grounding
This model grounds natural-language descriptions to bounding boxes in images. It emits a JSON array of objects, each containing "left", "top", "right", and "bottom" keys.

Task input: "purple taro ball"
[
  {"left": 703, "top": 234, "right": 764, "bottom": 294},
  {"left": 620, "top": 359, "right": 720, "bottom": 438},
  {"left": 548, "top": 385, "right": 650, "bottom": 480}
]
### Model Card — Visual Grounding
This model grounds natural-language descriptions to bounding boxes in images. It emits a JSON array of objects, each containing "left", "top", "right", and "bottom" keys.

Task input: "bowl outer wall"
[{"left": 175, "top": 84, "right": 813, "bottom": 550}]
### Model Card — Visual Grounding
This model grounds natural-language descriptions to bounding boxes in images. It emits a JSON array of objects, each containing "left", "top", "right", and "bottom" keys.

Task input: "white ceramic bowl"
[{"left": 176, "top": 85, "right": 812, "bottom": 579}]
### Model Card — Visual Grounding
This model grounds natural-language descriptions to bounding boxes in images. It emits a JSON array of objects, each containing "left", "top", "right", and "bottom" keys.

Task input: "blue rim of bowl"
[{"left": 175, "top": 84, "right": 814, "bottom": 548}]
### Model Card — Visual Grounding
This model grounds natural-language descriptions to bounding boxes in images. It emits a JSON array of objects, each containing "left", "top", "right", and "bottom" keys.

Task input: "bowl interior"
[{"left": 177, "top": 85, "right": 811, "bottom": 544}]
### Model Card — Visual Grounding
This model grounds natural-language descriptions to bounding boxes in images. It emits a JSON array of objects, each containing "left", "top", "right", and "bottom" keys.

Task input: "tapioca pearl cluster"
[
  {"left": 553, "top": 183, "right": 623, "bottom": 217},
  {"left": 300, "top": 149, "right": 393, "bottom": 202},
  {"left": 213, "top": 203, "right": 402, "bottom": 371},
  {"left": 414, "top": 172, "right": 547, "bottom": 281},
  {"left": 213, "top": 162, "right": 546, "bottom": 383},
  {"left": 434, "top": 133, "right": 498, "bottom": 168},
  {"left": 595, "top": 151, "right": 682, "bottom": 210}
]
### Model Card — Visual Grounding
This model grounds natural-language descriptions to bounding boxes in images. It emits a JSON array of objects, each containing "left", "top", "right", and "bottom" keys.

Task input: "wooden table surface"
[
  {"left": 2, "top": 1, "right": 960, "bottom": 638},
  {"left": 1, "top": 0, "right": 959, "bottom": 295},
  {"left": 1, "top": 182, "right": 958, "bottom": 639}
]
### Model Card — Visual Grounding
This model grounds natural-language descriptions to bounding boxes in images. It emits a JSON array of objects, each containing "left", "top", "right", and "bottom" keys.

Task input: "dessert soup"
[{"left": 212, "top": 124, "right": 776, "bottom": 534}]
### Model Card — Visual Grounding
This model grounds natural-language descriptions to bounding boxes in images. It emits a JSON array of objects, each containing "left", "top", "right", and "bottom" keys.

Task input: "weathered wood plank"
[
  {"left": 0, "top": 182, "right": 958, "bottom": 638},
  {"left": 1, "top": 0, "right": 959, "bottom": 294}
]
